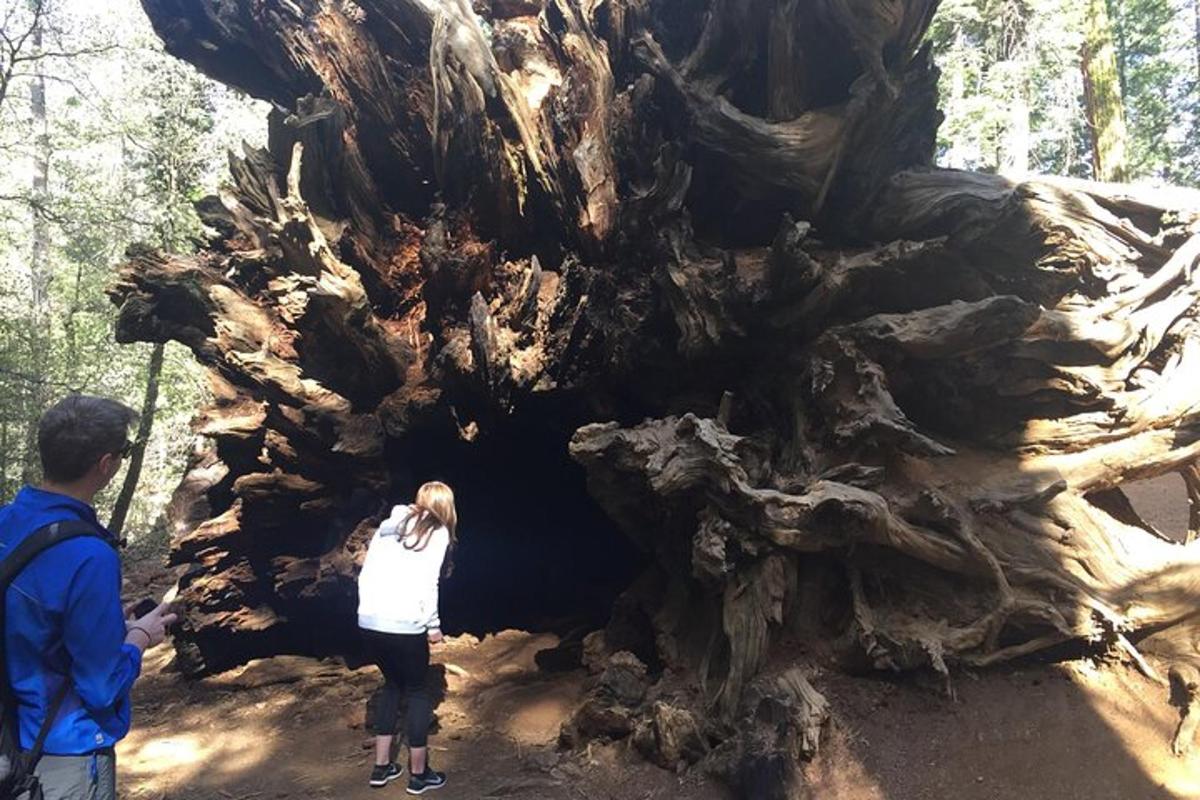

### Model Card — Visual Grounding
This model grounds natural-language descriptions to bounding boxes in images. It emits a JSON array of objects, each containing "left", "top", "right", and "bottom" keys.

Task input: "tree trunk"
[
  {"left": 1081, "top": 0, "right": 1129, "bottom": 181},
  {"left": 114, "top": 1, "right": 1200, "bottom": 792},
  {"left": 1112, "top": 0, "right": 1127, "bottom": 97},
  {"left": 1001, "top": 95, "right": 1029, "bottom": 177},
  {"left": 108, "top": 341, "right": 165, "bottom": 542},
  {"left": 1195, "top": 0, "right": 1200, "bottom": 88},
  {"left": 20, "top": 16, "right": 50, "bottom": 485}
]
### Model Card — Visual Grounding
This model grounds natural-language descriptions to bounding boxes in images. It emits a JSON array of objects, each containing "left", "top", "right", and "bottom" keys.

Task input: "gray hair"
[{"left": 37, "top": 394, "right": 138, "bottom": 483}]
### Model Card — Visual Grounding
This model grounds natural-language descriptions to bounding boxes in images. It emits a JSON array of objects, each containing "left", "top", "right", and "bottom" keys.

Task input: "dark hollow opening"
[{"left": 385, "top": 409, "right": 647, "bottom": 638}]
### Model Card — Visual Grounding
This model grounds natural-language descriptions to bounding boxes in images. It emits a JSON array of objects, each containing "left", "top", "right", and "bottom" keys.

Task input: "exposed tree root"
[{"left": 115, "top": 0, "right": 1200, "bottom": 793}]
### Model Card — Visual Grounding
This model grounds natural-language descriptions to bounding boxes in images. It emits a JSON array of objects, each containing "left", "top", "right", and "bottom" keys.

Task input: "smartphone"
[
  {"left": 128, "top": 586, "right": 181, "bottom": 620},
  {"left": 128, "top": 598, "right": 158, "bottom": 618}
]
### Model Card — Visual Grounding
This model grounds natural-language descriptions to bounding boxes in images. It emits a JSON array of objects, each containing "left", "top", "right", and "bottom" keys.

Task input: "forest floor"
[
  {"left": 110, "top": 627, "right": 1200, "bottom": 800},
  {"left": 115, "top": 475, "right": 1199, "bottom": 800}
]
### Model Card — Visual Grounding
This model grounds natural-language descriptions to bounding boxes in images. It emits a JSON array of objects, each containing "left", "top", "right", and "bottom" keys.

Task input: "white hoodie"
[{"left": 357, "top": 505, "right": 450, "bottom": 634}]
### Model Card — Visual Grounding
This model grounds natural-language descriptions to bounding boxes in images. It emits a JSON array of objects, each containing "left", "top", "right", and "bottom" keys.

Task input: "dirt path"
[
  {"left": 1124, "top": 474, "right": 1190, "bottom": 541},
  {"left": 115, "top": 631, "right": 1200, "bottom": 800},
  {"left": 807, "top": 662, "right": 1200, "bottom": 799},
  {"left": 117, "top": 554, "right": 1200, "bottom": 800},
  {"left": 117, "top": 632, "right": 727, "bottom": 800}
]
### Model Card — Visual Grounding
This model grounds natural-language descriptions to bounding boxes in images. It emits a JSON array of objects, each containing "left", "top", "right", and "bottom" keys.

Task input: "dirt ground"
[
  {"left": 112, "top": 626, "right": 1200, "bottom": 800},
  {"left": 116, "top": 632, "right": 727, "bottom": 800},
  {"left": 116, "top": 477, "right": 1200, "bottom": 800},
  {"left": 808, "top": 662, "right": 1200, "bottom": 799},
  {"left": 1125, "top": 474, "right": 1190, "bottom": 541}
]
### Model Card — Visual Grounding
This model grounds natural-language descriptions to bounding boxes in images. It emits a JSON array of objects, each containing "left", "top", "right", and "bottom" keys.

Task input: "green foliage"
[
  {"left": 1109, "top": 0, "right": 1200, "bottom": 183},
  {"left": 929, "top": 0, "right": 1199, "bottom": 185},
  {"left": 0, "top": 0, "right": 266, "bottom": 539},
  {"left": 929, "top": 0, "right": 1086, "bottom": 175}
]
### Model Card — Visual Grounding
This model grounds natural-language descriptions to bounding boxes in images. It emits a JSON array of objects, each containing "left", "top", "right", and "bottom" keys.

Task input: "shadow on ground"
[
  {"left": 804, "top": 661, "right": 1199, "bottom": 800},
  {"left": 118, "top": 626, "right": 1200, "bottom": 800},
  {"left": 117, "top": 631, "right": 727, "bottom": 800}
]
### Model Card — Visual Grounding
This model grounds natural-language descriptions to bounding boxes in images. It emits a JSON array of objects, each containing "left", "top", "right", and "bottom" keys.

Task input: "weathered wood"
[
  {"left": 113, "top": 1, "right": 1200, "bottom": 793},
  {"left": 1171, "top": 663, "right": 1200, "bottom": 756}
]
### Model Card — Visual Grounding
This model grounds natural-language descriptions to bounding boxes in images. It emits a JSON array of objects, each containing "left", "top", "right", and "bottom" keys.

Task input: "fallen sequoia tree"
[{"left": 112, "top": 0, "right": 1200, "bottom": 791}]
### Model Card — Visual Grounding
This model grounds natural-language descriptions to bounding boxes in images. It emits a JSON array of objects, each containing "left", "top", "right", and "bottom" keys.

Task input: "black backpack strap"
[
  {"left": 0, "top": 520, "right": 106, "bottom": 591},
  {"left": 1, "top": 519, "right": 105, "bottom": 775},
  {"left": 21, "top": 681, "right": 71, "bottom": 772}
]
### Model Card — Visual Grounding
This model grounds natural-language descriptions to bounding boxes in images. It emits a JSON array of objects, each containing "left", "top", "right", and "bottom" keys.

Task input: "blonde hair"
[{"left": 403, "top": 482, "right": 458, "bottom": 572}]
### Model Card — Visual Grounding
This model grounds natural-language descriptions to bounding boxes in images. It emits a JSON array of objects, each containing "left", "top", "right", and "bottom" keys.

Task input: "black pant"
[{"left": 362, "top": 629, "right": 432, "bottom": 748}]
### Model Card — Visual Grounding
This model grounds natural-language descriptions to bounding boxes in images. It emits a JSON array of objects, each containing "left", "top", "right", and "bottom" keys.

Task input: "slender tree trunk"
[
  {"left": 944, "top": 29, "right": 968, "bottom": 170},
  {"left": 1081, "top": 0, "right": 1130, "bottom": 182},
  {"left": 62, "top": 261, "right": 84, "bottom": 388},
  {"left": 1194, "top": 0, "right": 1200, "bottom": 87},
  {"left": 20, "top": 17, "right": 50, "bottom": 485},
  {"left": 108, "top": 342, "right": 165, "bottom": 541},
  {"left": 64, "top": 255, "right": 88, "bottom": 386},
  {"left": 1001, "top": 95, "right": 1030, "bottom": 177}
]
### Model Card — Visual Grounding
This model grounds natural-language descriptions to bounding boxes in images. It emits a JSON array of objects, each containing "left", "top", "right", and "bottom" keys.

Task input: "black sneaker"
[
  {"left": 369, "top": 762, "right": 403, "bottom": 788},
  {"left": 406, "top": 768, "right": 446, "bottom": 795}
]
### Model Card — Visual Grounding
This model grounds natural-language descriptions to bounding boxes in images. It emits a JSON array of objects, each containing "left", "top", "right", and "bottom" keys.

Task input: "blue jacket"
[{"left": 0, "top": 486, "right": 142, "bottom": 755}]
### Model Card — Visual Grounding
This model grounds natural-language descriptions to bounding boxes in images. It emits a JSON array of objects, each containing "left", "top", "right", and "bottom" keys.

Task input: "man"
[{"left": 1, "top": 395, "right": 177, "bottom": 800}]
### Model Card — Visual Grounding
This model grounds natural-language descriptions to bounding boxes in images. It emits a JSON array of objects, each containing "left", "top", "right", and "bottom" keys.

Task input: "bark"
[
  {"left": 64, "top": 261, "right": 83, "bottom": 386},
  {"left": 1112, "top": 0, "right": 1127, "bottom": 98},
  {"left": 113, "top": 0, "right": 1200, "bottom": 791},
  {"left": 108, "top": 341, "right": 165, "bottom": 541},
  {"left": 1081, "top": 0, "right": 1129, "bottom": 182},
  {"left": 20, "top": 15, "right": 50, "bottom": 485},
  {"left": 1171, "top": 662, "right": 1200, "bottom": 755},
  {"left": 1195, "top": 0, "right": 1200, "bottom": 89}
]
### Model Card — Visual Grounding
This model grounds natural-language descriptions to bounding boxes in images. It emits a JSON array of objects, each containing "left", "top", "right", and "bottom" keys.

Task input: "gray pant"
[{"left": 21, "top": 751, "right": 115, "bottom": 800}]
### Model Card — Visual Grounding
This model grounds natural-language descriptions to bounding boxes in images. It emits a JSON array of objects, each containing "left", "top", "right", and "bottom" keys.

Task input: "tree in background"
[
  {"left": 21, "top": 1, "right": 51, "bottom": 484},
  {"left": 0, "top": 0, "right": 265, "bottom": 536},
  {"left": 1109, "top": 0, "right": 1200, "bottom": 184},
  {"left": 107, "top": 341, "right": 162, "bottom": 541},
  {"left": 929, "top": 0, "right": 1091, "bottom": 176},
  {"left": 1082, "top": 0, "right": 1130, "bottom": 180},
  {"left": 929, "top": 0, "right": 1199, "bottom": 184},
  {"left": 104, "top": 41, "right": 222, "bottom": 540}
]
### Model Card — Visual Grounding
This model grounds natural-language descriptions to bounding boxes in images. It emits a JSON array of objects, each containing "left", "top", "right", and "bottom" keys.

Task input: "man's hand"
[
  {"left": 427, "top": 628, "right": 444, "bottom": 644},
  {"left": 124, "top": 601, "right": 179, "bottom": 651}
]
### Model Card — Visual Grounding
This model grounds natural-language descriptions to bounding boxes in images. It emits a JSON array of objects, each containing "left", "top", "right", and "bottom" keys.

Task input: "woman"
[{"left": 357, "top": 481, "right": 456, "bottom": 794}]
